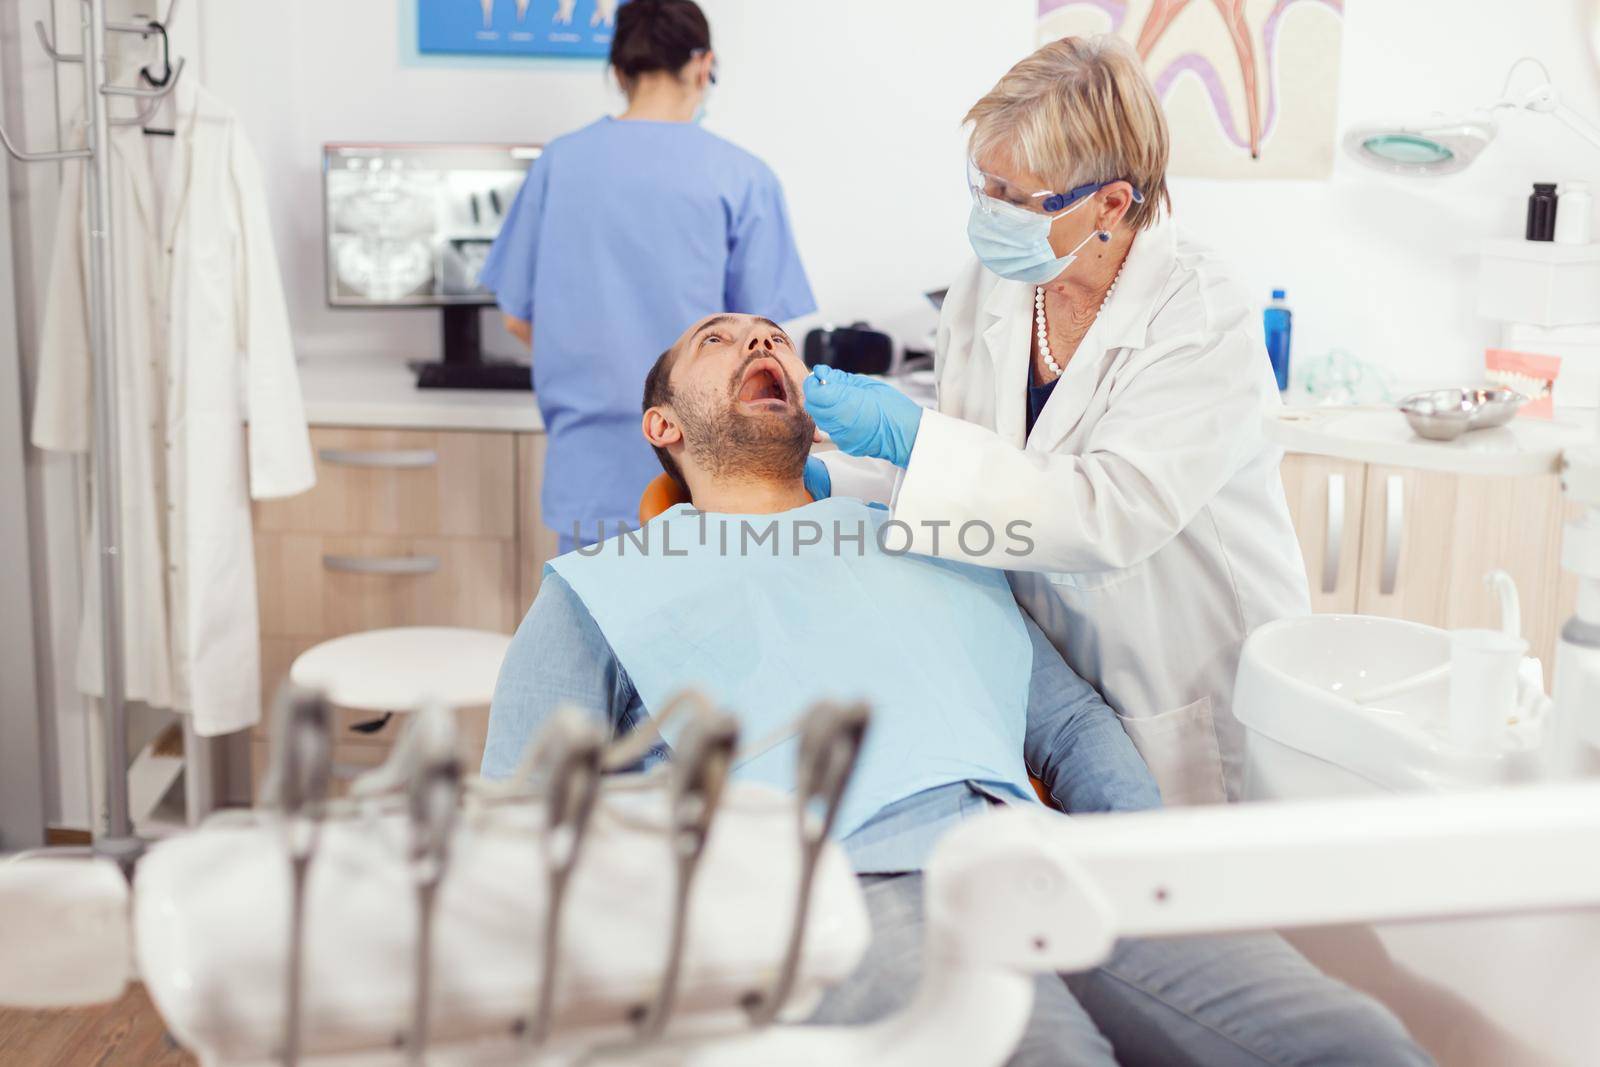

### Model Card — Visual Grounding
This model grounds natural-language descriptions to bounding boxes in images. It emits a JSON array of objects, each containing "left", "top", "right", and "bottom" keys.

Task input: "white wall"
[
  {"left": 200, "top": 0, "right": 1036, "bottom": 362},
  {"left": 201, "top": 0, "right": 1600, "bottom": 383},
  {"left": 1171, "top": 0, "right": 1600, "bottom": 385}
]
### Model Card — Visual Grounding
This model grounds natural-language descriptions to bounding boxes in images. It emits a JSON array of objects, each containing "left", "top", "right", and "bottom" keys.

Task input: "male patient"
[{"left": 483, "top": 314, "right": 1428, "bottom": 1067}]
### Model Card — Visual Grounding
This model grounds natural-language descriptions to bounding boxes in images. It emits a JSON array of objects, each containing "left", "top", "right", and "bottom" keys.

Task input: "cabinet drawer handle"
[
  {"left": 322, "top": 554, "right": 441, "bottom": 576},
  {"left": 1322, "top": 473, "right": 1344, "bottom": 595},
  {"left": 1381, "top": 475, "right": 1404, "bottom": 596},
  {"left": 317, "top": 448, "right": 438, "bottom": 470}
]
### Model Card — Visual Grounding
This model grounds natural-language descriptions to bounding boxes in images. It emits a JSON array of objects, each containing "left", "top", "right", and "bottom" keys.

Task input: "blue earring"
[{"left": 1097, "top": 231, "right": 1111, "bottom": 242}]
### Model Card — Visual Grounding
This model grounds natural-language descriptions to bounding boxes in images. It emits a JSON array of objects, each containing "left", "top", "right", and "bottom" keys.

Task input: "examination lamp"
[{"left": 1345, "top": 58, "right": 1600, "bottom": 176}]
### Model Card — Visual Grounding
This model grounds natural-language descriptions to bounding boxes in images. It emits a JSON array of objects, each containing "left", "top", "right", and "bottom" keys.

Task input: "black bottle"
[{"left": 1527, "top": 183, "right": 1559, "bottom": 241}]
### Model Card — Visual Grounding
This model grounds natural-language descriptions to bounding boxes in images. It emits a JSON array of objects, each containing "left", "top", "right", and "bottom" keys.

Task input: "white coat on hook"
[{"left": 32, "top": 77, "right": 314, "bottom": 737}]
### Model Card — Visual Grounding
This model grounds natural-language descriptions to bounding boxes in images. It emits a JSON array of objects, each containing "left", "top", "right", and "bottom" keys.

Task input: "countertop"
[
  {"left": 1264, "top": 403, "right": 1595, "bottom": 477},
  {"left": 297, "top": 354, "right": 1598, "bottom": 474},
  {"left": 296, "top": 351, "right": 544, "bottom": 432}
]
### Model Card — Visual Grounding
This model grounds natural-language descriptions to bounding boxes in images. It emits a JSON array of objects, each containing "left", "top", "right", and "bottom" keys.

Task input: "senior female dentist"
[{"left": 804, "top": 36, "right": 1309, "bottom": 806}]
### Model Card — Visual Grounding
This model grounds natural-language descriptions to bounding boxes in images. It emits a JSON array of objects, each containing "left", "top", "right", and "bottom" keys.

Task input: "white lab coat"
[
  {"left": 32, "top": 80, "right": 314, "bottom": 736},
  {"left": 823, "top": 217, "right": 1309, "bottom": 804}
]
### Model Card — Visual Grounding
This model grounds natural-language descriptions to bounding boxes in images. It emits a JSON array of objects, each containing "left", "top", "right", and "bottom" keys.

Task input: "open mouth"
[{"left": 735, "top": 358, "right": 791, "bottom": 411}]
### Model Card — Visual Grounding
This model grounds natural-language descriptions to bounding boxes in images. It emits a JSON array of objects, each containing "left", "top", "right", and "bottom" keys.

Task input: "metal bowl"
[{"left": 1398, "top": 387, "right": 1527, "bottom": 441}]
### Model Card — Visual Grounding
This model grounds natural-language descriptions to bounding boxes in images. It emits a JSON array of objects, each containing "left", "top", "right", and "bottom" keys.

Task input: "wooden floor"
[{"left": 0, "top": 985, "right": 195, "bottom": 1066}]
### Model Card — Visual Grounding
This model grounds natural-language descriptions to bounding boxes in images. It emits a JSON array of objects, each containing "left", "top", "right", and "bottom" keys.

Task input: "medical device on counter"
[
  {"left": 322, "top": 142, "right": 542, "bottom": 391},
  {"left": 804, "top": 322, "right": 895, "bottom": 376}
]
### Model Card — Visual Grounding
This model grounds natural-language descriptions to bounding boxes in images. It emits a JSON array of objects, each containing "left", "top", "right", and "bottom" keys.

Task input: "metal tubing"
[
  {"left": 82, "top": 0, "right": 137, "bottom": 863},
  {"left": 0, "top": 120, "right": 90, "bottom": 163},
  {"left": 33, "top": 21, "right": 82, "bottom": 62}
]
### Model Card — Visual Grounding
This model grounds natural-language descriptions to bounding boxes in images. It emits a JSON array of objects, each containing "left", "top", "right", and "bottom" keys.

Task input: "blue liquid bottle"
[{"left": 1264, "top": 289, "right": 1292, "bottom": 393}]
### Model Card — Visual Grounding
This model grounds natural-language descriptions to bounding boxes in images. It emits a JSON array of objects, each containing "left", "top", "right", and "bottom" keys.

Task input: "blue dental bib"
[{"left": 548, "top": 498, "right": 1037, "bottom": 836}]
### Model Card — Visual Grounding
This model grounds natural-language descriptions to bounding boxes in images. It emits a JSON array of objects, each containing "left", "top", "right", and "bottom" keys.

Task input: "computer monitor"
[{"left": 322, "top": 142, "right": 542, "bottom": 390}]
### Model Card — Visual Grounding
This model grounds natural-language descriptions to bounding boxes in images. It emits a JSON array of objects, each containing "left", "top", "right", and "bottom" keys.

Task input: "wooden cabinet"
[
  {"left": 1353, "top": 466, "right": 1578, "bottom": 684},
  {"left": 255, "top": 427, "right": 515, "bottom": 540},
  {"left": 1279, "top": 454, "right": 1366, "bottom": 613},
  {"left": 249, "top": 426, "right": 549, "bottom": 790},
  {"left": 517, "top": 432, "right": 563, "bottom": 614},
  {"left": 255, "top": 534, "right": 518, "bottom": 638},
  {"left": 1281, "top": 452, "right": 1578, "bottom": 685}
]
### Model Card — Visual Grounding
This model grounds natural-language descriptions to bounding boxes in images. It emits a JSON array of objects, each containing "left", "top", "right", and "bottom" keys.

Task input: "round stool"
[
  {"left": 289, "top": 627, "right": 512, "bottom": 713},
  {"left": 286, "top": 628, "right": 513, "bottom": 789}
]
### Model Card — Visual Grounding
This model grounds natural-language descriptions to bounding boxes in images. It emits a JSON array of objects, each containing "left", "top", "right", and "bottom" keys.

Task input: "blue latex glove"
[
  {"left": 803, "top": 455, "right": 832, "bottom": 500},
  {"left": 802, "top": 364, "right": 924, "bottom": 468}
]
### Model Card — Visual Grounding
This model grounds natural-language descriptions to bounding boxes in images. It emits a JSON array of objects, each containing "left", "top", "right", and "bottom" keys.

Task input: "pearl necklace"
[{"left": 1035, "top": 265, "right": 1123, "bottom": 380}]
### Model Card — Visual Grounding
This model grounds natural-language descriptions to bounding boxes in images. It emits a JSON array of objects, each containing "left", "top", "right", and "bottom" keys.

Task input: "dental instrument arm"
[
  {"left": 259, "top": 686, "right": 334, "bottom": 1067},
  {"left": 1496, "top": 58, "right": 1600, "bottom": 154},
  {"left": 1019, "top": 614, "right": 1163, "bottom": 814},
  {"left": 747, "top": 702, "right": 870, "bottom": 1025},
  {"left": 405, "top": 707, "right": 464, "bottom": 1064},
  {"left": 635, "top": 708, "right": 741, "bottom": 1039}
]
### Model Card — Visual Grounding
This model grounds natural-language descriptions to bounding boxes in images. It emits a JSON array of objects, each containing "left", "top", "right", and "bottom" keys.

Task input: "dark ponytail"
[{"left": 609, "top": 0, "right": 712, "bottom": 93}]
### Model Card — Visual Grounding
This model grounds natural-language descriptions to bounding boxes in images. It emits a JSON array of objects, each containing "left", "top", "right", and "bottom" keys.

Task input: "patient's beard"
[{"left": 674, "top": 381, "right": 814, "bottom": 487}]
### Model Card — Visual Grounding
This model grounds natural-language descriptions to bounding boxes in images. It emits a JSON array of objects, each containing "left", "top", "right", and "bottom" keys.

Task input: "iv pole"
[{"left": 0, "top": 0, "right": 184, "bottom": 872}]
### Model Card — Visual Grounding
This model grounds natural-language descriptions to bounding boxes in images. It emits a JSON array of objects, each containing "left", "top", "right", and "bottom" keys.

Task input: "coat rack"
[{"left": 0, "top": 0, "right": 185, "bottom": 872}]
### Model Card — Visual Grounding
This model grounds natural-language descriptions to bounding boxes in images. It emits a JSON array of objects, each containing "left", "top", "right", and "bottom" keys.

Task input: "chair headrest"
[{"left": 639, "top": 472, "right": 691, "bottom": 524}]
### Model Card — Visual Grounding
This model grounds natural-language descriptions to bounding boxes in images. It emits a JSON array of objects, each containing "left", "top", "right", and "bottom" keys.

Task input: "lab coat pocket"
[{"left": 1115, "top": 697, "right": 1228, "bottom": 807}]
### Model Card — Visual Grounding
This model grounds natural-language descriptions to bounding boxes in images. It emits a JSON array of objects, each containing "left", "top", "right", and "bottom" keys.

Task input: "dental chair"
[{"left": 639, "top": 471, "right": 693, "bottom": 523}]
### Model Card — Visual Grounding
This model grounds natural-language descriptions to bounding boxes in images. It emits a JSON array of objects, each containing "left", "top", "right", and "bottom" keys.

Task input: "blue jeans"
[{"left": 808, "top": 873, "right": 1433, "bottom": 1067}]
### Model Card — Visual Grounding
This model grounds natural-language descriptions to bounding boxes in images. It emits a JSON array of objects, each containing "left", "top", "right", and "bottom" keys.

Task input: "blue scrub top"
[{"left": 479, "top": 117, "right": 817, "bottom": 536}]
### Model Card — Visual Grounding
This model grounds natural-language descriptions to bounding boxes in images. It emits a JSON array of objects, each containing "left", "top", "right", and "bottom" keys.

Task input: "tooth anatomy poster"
[
  {"left": 1036, "top": 0, "right": 1344, "bottom": 178},
  {"left": 418, "top": 0, "right": 631, "bottom": 58}
]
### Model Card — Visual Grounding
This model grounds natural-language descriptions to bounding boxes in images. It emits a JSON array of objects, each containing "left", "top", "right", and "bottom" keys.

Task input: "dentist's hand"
[
  {"left": 803, "top": 455, "right": 832, "bottom": 500},
  {"left": 803, "top": 365, "right": 924, "bottom": 468}
]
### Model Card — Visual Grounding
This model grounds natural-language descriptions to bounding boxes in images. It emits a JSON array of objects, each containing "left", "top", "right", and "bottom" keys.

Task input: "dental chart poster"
[
  {"left": 1037, "top": 0, "right": 1345, "bottom": 178},
  {"left": 418, "top": 0, "right": 629, "bottom": 58}
]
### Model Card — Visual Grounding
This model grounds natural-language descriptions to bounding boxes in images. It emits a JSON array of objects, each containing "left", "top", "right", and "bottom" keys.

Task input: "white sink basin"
[
  {"left": 1236, "top": 615, "right": 1593, "bottom": 1067},
  {"left": 1234, "top": 614, "right": 1543, "bottom": 794}
]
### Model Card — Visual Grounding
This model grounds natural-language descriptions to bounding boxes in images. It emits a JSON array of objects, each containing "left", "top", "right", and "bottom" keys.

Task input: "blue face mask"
[{"left": 966, "top": 194, "right": 1106, "bottom": 285}]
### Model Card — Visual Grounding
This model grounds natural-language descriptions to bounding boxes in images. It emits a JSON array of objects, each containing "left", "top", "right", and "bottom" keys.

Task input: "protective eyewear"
[{"left": 966, "top": 158, "right": 1144, "bottom": 217}]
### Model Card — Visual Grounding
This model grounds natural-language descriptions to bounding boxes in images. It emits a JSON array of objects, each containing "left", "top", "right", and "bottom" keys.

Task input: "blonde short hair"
[{"left": 966, "top": 35, "right": 1170, "bottom": 231}]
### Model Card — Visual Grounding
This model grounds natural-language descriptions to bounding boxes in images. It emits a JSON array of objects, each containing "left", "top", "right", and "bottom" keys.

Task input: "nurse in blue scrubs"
[{"left": 480, "top": 0, "right": 816, "bottom": 551}]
